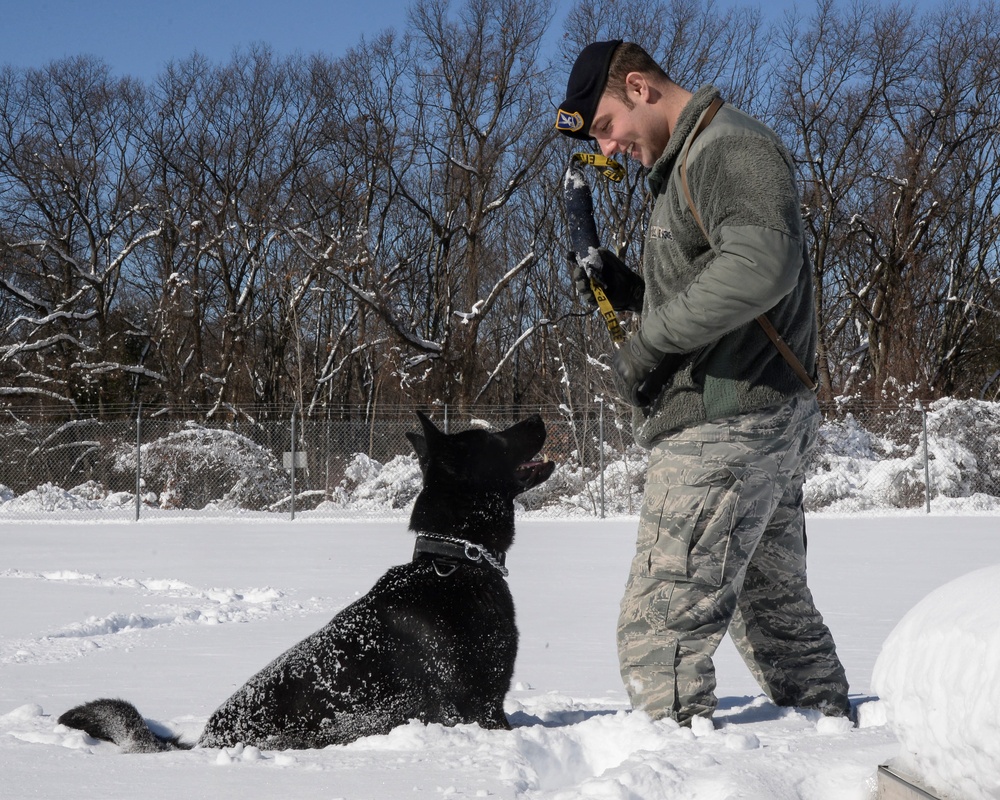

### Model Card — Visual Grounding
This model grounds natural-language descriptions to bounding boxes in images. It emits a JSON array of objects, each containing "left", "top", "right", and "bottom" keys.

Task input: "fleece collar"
[{"left": 647, "top": 84, "right": 722, "bottom": 195}]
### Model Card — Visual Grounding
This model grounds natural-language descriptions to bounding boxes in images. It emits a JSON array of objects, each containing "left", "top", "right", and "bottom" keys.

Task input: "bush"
[{"left": 110, "top": 424, "right": 287, "bottom": 510}]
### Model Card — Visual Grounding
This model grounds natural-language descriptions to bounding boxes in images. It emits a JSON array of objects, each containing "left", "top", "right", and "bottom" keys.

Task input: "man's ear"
[
  {"left": 624, "top": 71, "right": 660, "bottom": 104},
  {"left": 624, "top": 71, "right": 649, "bottom": 99}
]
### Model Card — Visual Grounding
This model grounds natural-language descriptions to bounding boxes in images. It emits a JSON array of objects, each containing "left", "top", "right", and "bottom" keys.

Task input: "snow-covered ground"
[{"left": 2, "top": 512, "right": 998, "bottom": 799}]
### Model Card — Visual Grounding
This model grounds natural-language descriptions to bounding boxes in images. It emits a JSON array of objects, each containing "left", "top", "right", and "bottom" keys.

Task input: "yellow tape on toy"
[
  {"left": 571, "top": 153, "right": 626, "bottom": 183},
  {"left": 591, "top": 281, "right": 626, "bottom": 345}
]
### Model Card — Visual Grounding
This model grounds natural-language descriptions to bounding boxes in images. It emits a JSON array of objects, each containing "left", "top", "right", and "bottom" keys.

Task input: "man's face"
[{"left": 589, "top": 85, "right": 667, "bottom": 169}]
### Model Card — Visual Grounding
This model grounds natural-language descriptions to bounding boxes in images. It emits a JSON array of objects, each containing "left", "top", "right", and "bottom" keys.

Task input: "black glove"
[
  {"left": 568, "top": 247, "right": 644, "bottom": 313},
  {"left": 612, "top": 330, "right": 662, "bottom": 407}
]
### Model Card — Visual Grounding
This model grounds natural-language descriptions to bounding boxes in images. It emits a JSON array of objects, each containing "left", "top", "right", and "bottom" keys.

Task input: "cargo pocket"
[{"left": 642, "top": 466, "right": 741, "bottom": 588}]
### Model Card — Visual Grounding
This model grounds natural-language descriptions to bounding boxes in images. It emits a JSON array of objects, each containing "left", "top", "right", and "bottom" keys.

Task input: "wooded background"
[{"left": 2, "top": 0, "right": 998, "bottom": 420}]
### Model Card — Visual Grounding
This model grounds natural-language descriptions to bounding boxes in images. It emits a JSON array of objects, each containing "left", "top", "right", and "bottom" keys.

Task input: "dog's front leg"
[{"left": 481, "top": 704, "right": 511, "bottom": 731}]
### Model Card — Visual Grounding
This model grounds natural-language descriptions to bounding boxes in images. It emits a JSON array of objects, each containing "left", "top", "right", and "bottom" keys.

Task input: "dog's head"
[
  {"left": 407, "top": 412, "right": 555, "bottom": 496},
  {"left": 406, "top": 412, "right": 555, "bottom": 548}
]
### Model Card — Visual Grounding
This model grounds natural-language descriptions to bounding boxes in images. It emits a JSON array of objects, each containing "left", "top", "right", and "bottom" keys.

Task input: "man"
[{"left": 556, "top": 40, "right": 850, "bottom": 726}]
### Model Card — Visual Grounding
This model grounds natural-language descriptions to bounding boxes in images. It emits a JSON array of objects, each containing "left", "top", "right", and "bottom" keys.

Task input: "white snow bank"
[{"left": 872, "top": 564, "right": 1000, "bottom": 800}]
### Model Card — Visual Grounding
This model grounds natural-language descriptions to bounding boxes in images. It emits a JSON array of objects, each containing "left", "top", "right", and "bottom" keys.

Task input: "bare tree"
[
  {"left": 916, "top": 2, "right": 1000, "bottom": 398},
  {"left": 284, "top": 0, "right": 561, "bottom": 411},
  {"left": 778, "top": 0, "right": 1000, "bottom": 401},
  {"left": 777, "top": 0, "right": 916, "bottom": 397},
  {"left": 3, "top": 0, "right": 999, "bottom": 421},
  {"left": 0, "top": 57, "right": 158, "bottom": 414},
  {"left": 134, "top": 47, "right": 336, "bottom": 417}
]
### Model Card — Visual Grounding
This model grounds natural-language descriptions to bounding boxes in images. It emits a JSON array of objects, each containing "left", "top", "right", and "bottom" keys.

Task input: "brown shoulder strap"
[
  {"left": 679, "top": 97, "right": 817, "bottom": 393},
  {"left": 679, "top": 97, "right": 723, "bottom": 239},
  {"left": 754, "top": 315, "right": 818, "bottom": 392}
]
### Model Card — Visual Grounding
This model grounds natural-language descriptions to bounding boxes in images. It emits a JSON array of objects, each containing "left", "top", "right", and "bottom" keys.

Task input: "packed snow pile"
[
  {"left": 318, "top": 453, "right": 423, "bottom": 512},
  {"left": 804, "top": 397, "right": 1000, "bottom": 512},
  {"left": 872, "top": 565, "right": 1000, "bottom": 800},
  {"left": 0, "top": 482, "right": 135, "bottom": 513}
]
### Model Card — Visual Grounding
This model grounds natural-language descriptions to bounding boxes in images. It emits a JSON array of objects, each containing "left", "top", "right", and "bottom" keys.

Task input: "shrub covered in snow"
[
  {"left": 805, "top": 414, "right": 881, "bottom": 509},
  {"left": 925, "top": 397, "right": 1000, "bottom": 499},
  {"left": 517, "top": 443, "right": 648, "bottom": 517},
  {"left": 109, "top": 424, "right": 288, "bottom": 511}
]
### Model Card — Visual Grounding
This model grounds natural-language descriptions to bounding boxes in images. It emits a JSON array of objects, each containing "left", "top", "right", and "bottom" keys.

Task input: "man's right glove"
[
  {"left": 568, "top": 247, "right": 645, "bottom": 313},
  {"left": 611, "top": 329, "right": 662, "bottom": 407}
]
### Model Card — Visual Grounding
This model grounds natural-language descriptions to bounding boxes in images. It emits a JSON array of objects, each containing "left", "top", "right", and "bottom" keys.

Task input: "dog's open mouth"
[{"left": 515, "top": 457, "right": 555, "bottom": 491}]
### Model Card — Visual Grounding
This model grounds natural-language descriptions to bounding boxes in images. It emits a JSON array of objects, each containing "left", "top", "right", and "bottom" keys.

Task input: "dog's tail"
[{"left": 58, "top": 698, "right": 192, "bottom": 753}]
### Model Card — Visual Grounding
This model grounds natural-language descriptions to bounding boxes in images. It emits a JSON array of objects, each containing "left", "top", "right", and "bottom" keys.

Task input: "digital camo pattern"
[{"left": 617, "top": 396, "right": 850, "bottom": 724}]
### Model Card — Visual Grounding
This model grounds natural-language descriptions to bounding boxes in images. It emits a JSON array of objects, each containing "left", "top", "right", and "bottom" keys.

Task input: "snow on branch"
[
  {"left": 71, "top": 362, "right": 168, "bottom": 382},
  {"left": 1, "top": 333, "right": 92, "bottom": 358},
  {"left": 454, "top": 250, "right": 535, "bottom": 325},
  {"left": 0, "top": 386, "right": 79, "bottom": 406}
]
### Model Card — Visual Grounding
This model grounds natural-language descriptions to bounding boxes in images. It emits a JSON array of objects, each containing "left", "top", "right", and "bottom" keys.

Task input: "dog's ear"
[
  {"left": 417, "top": 411, "right": 444, "bottom": 450},
  {"left": 408, "top": 412, "right": 441, "bottom": 471},
  {"left": 405, "top": 431, "right": 429, "bottom": 470}
]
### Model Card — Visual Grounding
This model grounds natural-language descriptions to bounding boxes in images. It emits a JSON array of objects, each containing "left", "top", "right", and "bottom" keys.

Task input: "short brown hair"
[{"left": 604, "top": 43, "right": 669, "bottom": 107}]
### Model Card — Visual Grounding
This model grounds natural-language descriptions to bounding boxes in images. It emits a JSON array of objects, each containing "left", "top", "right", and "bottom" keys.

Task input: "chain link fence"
[{"left": 1, "top": 398, "right": 999, "bottom": 520}]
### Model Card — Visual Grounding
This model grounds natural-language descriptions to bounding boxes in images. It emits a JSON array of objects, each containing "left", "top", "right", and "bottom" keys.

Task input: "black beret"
[{"left": 555, "top": 40, "right": 623, "bottom": 140}]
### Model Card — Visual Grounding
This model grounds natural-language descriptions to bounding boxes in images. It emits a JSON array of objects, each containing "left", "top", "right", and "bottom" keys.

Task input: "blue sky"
[
  {"left": 2, "top": 0, "right": 423, "bottom": 80},
  {"left": 2, "top": 0, "right": 947, "bottom": 83},
  {"left": 2, "top": 0, "right": 573, "bottom": 82}
]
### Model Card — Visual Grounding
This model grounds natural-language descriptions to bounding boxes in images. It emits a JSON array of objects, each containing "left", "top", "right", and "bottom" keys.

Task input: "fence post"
[
  {"left": 135, "top": 404, "right": 142, "bottom": 522},
  {"left": 598, "top": 397, "right": 606, "bottom": 519},
  {"left": 290, "top": 405, "right": 298, "bottom": 521},
  {"left": 921, "top": 403, "right": 931, "bottom": 513}
]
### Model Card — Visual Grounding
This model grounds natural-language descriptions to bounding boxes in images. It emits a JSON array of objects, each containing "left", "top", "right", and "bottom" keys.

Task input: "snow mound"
[
  {"left": 1, "top": 483, "right": 101, "bottom": 512},
  {"left": 317, "top": 453, "right": 423, "bottom": 512},
  {"left": 872, "top": 565, "right": 1000, "bottom": 800}
]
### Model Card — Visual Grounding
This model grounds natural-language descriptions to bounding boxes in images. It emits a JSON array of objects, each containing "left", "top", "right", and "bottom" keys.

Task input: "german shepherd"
[{"left": 58, "top": 412, "right": 554, "bottom": 751}]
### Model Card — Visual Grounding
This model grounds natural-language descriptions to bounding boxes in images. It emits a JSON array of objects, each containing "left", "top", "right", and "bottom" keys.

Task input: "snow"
[
  {"left": 3, "top": 399, "right": 998, "bottom": 520},
  {"left": 805, "top": 398, "right": 1000, "bottom": 513},
  {"left": 872, "top": 565, "right": 1000, "bottom": 800},
  {"left": 2, "top": 512, "right": 999, "bottom": 799}
]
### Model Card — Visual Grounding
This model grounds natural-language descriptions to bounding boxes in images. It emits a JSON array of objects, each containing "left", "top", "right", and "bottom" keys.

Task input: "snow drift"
[{"left": 873, "top": 565, "right": 1000, "bottom": 800}]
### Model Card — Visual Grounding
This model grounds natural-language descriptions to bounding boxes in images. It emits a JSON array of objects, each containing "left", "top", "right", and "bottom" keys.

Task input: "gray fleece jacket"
[{"left": 632, "top": 85, "right": 817, "bottom": 447}]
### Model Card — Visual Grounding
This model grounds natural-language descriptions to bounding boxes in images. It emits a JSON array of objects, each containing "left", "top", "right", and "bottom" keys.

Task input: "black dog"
[{"left": 58, "top": 412, "right": 554, "bottom": 751}]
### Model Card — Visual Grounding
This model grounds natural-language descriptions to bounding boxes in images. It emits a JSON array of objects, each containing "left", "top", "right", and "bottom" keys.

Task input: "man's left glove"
[
  {"left": 567, "top": 248, "right": 644, "bottom": 312},
  {"left": 612, "top": 330, "right": 662, "bottom": 407}
]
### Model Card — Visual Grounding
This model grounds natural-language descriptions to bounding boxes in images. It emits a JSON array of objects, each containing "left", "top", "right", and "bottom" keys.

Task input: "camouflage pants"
[{"left": 618, "top": 395, "right": 850, "bottom": 724}]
